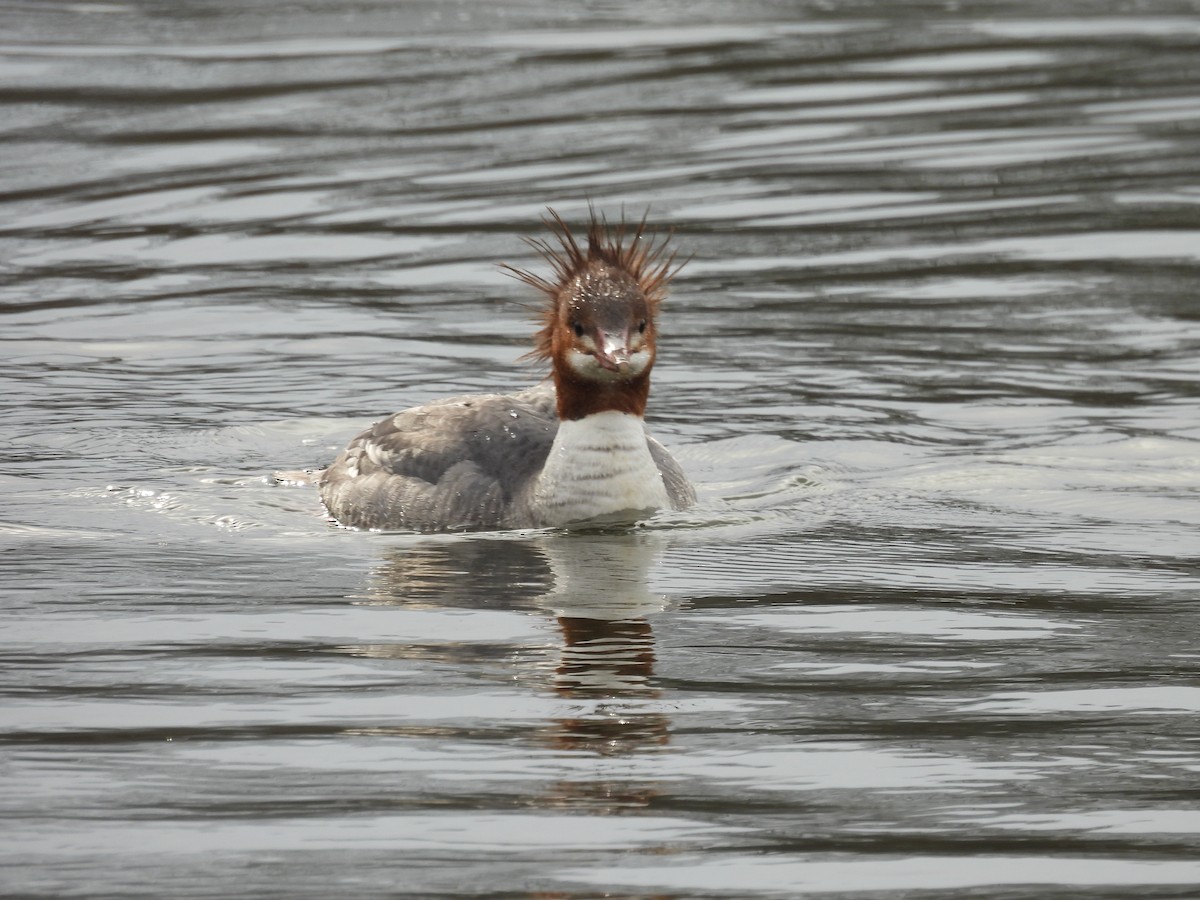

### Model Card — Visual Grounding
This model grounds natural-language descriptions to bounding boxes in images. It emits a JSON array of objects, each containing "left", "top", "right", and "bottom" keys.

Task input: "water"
[{"left": 3, "top": 1, "right": 1200, "bottom": 897}]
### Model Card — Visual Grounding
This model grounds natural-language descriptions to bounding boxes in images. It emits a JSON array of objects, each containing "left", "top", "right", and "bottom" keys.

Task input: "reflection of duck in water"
[
  {"left": 317, "top": 210, "right": 694, "bottom": 531},
  {"left": 362, "top": 533, "right": 671, "bottom": 757},
  {"left": 537, "top": 534, "right": 666, "bottom": 703}
]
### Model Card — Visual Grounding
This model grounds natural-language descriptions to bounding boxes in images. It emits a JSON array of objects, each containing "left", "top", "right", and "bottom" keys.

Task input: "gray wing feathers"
[
  {"left": 648, "top": 436, "right": 697, "bottom": 510},
  {"left": 319, "top": 386, "right": 556, "bottom": 531}
]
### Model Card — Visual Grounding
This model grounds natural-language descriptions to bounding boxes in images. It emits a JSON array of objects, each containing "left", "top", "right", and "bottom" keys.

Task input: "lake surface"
[{"left": 3, "top": 1, "right": 1200, "bottom": 897}]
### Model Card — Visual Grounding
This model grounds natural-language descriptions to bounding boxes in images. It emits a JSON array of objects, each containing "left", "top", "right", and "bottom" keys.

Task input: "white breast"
[{"left": 528, "top": 411, "right": 671, "bottom": 527}]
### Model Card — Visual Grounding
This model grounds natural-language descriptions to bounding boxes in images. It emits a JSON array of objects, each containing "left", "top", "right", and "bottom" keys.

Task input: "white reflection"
[{"left": 535, "top": 532, "right": 668, "bottom": 621}]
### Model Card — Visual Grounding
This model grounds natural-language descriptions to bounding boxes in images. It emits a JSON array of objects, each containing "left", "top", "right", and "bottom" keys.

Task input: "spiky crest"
[{"left": 501, "top": 207, "right": 683, "bottom": 362}]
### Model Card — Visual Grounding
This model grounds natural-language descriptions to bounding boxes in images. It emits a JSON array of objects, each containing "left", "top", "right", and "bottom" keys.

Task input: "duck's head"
[{"left": 504, "top": 208, "right": 682, "bottom": 420}]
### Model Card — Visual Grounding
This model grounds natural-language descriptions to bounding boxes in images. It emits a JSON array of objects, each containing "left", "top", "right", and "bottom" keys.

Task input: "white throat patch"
[{"left": 531, "top": 411, "right": 670, "bottom": 527}]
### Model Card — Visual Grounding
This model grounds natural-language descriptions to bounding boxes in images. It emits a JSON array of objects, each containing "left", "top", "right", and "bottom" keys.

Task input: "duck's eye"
[
  {"left": 572, "top": 322, "right": 585, "bottom": 338},
  {"left": 638, "top": 320, "right": 647, "bottom": 334}
]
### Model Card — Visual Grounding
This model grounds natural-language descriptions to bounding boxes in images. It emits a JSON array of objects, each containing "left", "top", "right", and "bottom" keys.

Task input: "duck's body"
[
  {"left": 317, "top": 210, "right": 694, "bottom": 532},
  {"left": 318, "top": 383, "right": 693, "bottom": 531}
]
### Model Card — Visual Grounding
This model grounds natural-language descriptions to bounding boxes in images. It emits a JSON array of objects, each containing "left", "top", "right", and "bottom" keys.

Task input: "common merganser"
[{"left": 316, "top": 209, "right": 695, "bottom": 532}]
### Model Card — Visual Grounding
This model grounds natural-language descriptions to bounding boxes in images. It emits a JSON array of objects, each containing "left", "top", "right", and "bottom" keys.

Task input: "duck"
[{"left": 315, "top": 209, "right": 696, "bottom": 532}]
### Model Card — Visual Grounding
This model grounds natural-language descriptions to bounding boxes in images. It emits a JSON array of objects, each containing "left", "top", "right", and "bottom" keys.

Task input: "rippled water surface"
[{"left": 3, "top": 1, "right": 1200, "bottom": 897}]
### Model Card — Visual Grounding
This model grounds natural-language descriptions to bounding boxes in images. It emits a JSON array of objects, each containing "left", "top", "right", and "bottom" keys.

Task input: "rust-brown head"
[{"left": 502, "top": 208, "right": 683, "bottom": 420}]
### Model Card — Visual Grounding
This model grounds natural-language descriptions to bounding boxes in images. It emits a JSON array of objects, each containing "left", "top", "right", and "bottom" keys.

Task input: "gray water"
[{"left": 3, "top": 2, "right": 1200, "bottom": 897}]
